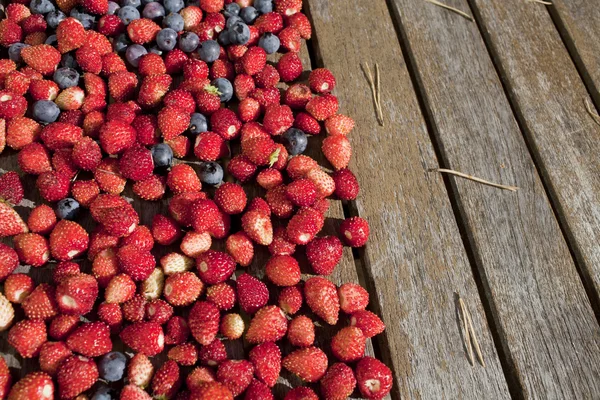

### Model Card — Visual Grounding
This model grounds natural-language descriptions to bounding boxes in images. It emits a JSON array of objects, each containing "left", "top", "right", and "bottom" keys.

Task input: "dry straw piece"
[
  {"left": 361, "top": 62, "right": 385, "bottom": 127},
  {"left": 457, "top": 294, "right": 486, "bottom": 367},
  {"left": 430, "top": 168, "right": 519, "bottom": 192},
  {"left": 584, "top": 98, "right": 600, "bottom": 127},
  {"left": 528, "top": 0, "right": 553, "bottom": 4},
  {"left": 424, "top": 0, "right": 473, "bottom": 21}
]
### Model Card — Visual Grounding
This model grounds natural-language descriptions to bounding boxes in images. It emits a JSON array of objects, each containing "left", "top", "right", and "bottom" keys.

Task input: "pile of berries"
[{"left": 0, "top": 0, "right": 393, "bottom": 398}]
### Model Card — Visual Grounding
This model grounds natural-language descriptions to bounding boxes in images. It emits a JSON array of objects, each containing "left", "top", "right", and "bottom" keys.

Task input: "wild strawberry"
[
  {"left": 323, "top": 114, "right": 353, "bottom": 137},
  {"left": 304, "top": 276, "right": 339, "bottom": 325},
  {"left": 241, "top": 210, "right": 273, "bottom": 246},
  {"left": 212, "top": 183, "right": 245, "bottom": 215},
  {"left": 56, "top": 273, "right": 98, "bottom": 315},
  {"left": 164, "top": 272, "right": 203, "bottom": 306},
  {"left": 210, "top": 59, "right": 235, "bottom": 81},
  {"left": 233, "top": 74, "right": 254, "bottom": 100},
  {"left": 102, "top": 52, "right": 128, "bottom": 75},
  {"left": 138, "top": 73, "right": 172, "bottom": 108},
  {"left": 351, "top": 310, "right": 386, "bottom": 339},
  {"left": 150, "top": 215, "right": 180, "bottom": 246},
  {"left": 120, "top": 322, "right": 165, "bottom": 356},
  {"left": 180, "top": 231, "right": 211, "bottom": 258},
  {"left": 69, "top": 180, "right": 98, "bottom": 207},
  {"left": 52, "top": 261, "right": 80, "bottom": 284},
  {"left": 188, "top": 301, "right": 220, "bottom": 346},
  {"left": 128, "top": 353, "right": 154, "bottom": 388},
  {"left": 142, "top": 268, "right": 165, "bottom": 300},
  {"left": 306, "top": 236, "right": 342, "bottom": 275},
  {"left": 278, "top": 26, "right": 301, "bottom": 52},
  {"left": 13, "top": 233, "right": 50, "bottom": 267},
  {"left": 20, "top": 44, "right": 60, "bottom": 75},
  {"left": 331, "top": 326, "right": 366, "bottom": 362},
  {"left": 278, "top": 285, "right": 303, "bottom": 315},
  {"left": 160, "top": 252, "right": 194, "bottom": 275},
  {"left": 249, "top": 87, "right": 280, "bottom": 110},
  {"left": 99, "top": 120, "right": 137, "bottom": 155},
  {"left": 245, "top": 305, "right": 287, "bottom": 344},
  {"left": 306, "top": 167, "right": 335, "bottom": 198},
  {"left": 137, "top": 53, "right": 166, "bottom": 76},
  {"left": 194, "top": 131, "right": 227, "bottom": 161},
  {"left": 132, "top": 114, "right": 159, "bottom": 146},
  {"left": 205, "top": 282, "right": 236, "bottom": 310},
  {"left": 133, "top": 175, "right": 166, "bottom": 201},
  {"left": 158, "top": 105, "right": 190, "bottom": 140},
  {"left": 49, "top": 315, "right": 80, "bottom": 340},
  {"left": 238, "top": 46, "right": 266, "bottom": 76},
  {"left": 56, "top": 18, "right": 85, "bottom": 53},
  {"left": 0, "top": 171, "right": 23, "bottom": 205},
  {"left": 215, "top": 360, "right": 253, "bottom": 397},
  {"left": 186, "top": 367, "right": 216, "bottom": 392},
  {"left": 223, "top": 231, "right": 253, "bottom": 267},
  {"left": 121, "top": 384, "right": 153, "bottom": 400},
  {"left": 307, "top": 68, "right": 336, "bottom": 95},
  {"left": 241, "top": 137, "right": 276, "bottom": 166},
  {"left": 6, "top": 372, "right": 53, "bottom": 400},
  {"left": 255, "top": 11, "right": 283, "bottom": 34},
  {"left": 97, "top": 302, "right": 123, "bottom": 332},
  {"left": 191, "top": 381, "right": 233, "bottom": 399},
  {"left": 6, "top": 3, "right": 30, "bottom": 24},
  {"left": 286, "top": 207, "right": 324, "bottom": 245},
  {"left": 57, "top": 355, "right": 98, "bottom": 399},
  {"left": 38, "top": 122, "right": 81, "bottom": 151},
  {"left": 117, "top": 245, "right": 155, "bottom": 281},
  {"left": 103, "top": 273, "right": 135, "bottom": 303},
  {"left": 163, "top": 47, "right": 188, "bottom": 74},
  {"left": 168, "top": 342, "right": 198, "bottom": 366},
  {"left": 97, "top": 204, "right": 139, "bottom": 238},
  {"left": 108, "top": 71, "right": 138, "bottom": 101},
  {"left": 22, "top": 283, "right": 57, "bottom": 320},
  {"left": 122, "top": 293, "right": 150, "bottom": 322},
  {"left": 208, "top": 210, "right": 230, "bottom": 239},
  {"left": 188, "top": 199, "right": 219, "bottom": 234},
  {"left": 151, "top": 360, "right": 181, "bottom": 398},
  {"left": 286, "top": 155, "right": 317, "bottom": 179},
  {"left": 330, "top": 169, "right": 359, "bottom": 201},
  {"left": 3, "top": 274, "right": 32, "bottom": 304},
  {"left": 5, "top": 71, "right": 31, "bottom": 96},
  {"left": 15, "top": 143, "right": 47, "bottom": 175},
  {"left": 282, "top": 85, "right": 310, "bottom": 111},
  {"left": 70, "top": 137, "right": 101, "bottom": 171},
  {"left": 97, "top": 14, "right": 124, "bottom": 36},
  {"left": 127, "top": 18, "right": 160, "bottom": 44},
  {"left": 355, "top": 357, "right": 393, "bottom": 399},
  {"left": 80, "top": 0, "right": 109, "bottom": 14},
  {"left": 51, "top": 149, "right": 78, "bottom": 179},
  {"left": 237, "top": 97, "right": 259, "bottom": 122},
  {"left": 38, "top": 341, "right": 72, "bottom": 377},
  {"left": 306, "top": 94, "right": 339, "bottom": 122},
  {"left": 277, "top": 52, "right": 303, "bottom": 82},
  {"left": 262, "top": 104, "right": 293, "bottom": 136},
  {"left": 92, "top": 159, "right": 125, "bottom": 194},
  {"left": 211, "top": 108, "right": 242, "bottom": 140},
  {"left": 120, "top": 224, "right": 154, "bottom": 251},
  {"left": 8, "top": 319, "right": 47, "bottom": 358},
  {"left": 66, "top": 321, "right": 112, "bottom": 357},
  {"left": 0, "top": 19, "right": 22, "bottom": 48},
  {"left": 216, "top": 313, "right": 242, "bottom": 340},
  {"left": 166, "top": 164, "right": 201, "bottom": 195},
  {"left": 0, "top": 243, "right": 18, "bottom": 281},
  {"left": 264, "top": 255, "right": 300, "bottom": 287},
  {"left": 106, "top": 102, "right": 136, "bottom": 124},
  {"left": 282, "top": 346, "right": 328, "bottom": 383},
  {"left": 338, "top": 282, "right": 369, "bottom": 314},
  {"left": 0, "top": 290, "right": 14, "bottom": 333},
  {"left": 339, "top": 216, "right": 369, "bottom": 247},
  {"left": 161, "top": 92, "right": 194, "bottom": 117},
  {"left": 195, "top": 250, "right": 235, "bottom": 285},
  {"left": 319, "top": 363, "right": 356, "bottom": 400},
  {"left": 224, "top": 155, "right": 254, "bottom": 182},
  {"left": 0, "top": 201, "right": 27, "bottom": 237},
  {"left": 287, "top": 315, "right": 314, "bottom": 348},
  {"left": 117, "top": 146, "right": 154, "bottom": 182},
  {"left": 179, "top": 5, "right": 203, "bottom": 30},
  {"left": 322, "top": 135, "right": 351, "bottom": 170},
  {"left": 75, "top": 46, "right": 102, "bottom": 74},
  {"left": 286, "top": 12, "right": 311, "bottom": 39}
]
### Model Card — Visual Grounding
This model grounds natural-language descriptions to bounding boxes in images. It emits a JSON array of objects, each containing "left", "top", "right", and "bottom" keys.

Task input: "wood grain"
[
  {"left": 304, "top": 1, "right": 510, "bottom": 399},
  {"left": 387, "top": 0, "right": 600, "bottom": 397}
]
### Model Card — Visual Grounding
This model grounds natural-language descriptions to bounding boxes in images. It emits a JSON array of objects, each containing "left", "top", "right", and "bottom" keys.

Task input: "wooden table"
[{"left": 2, "top": 0, "right": 600, "bottom": 399}]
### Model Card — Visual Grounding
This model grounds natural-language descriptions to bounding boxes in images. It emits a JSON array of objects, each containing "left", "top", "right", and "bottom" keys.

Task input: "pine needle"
[
  {"left": 458, "top": 297, "right": 474, "bottom": 365},
  {"left": 430, "top": 168, "right": 519, "bottom": 192},
  {"left": 528, "top": 0, "right": 552, "bottom": 5},
  {"left": 584, "top": 98, "right": 600, "bottom": 127},
  {"left": 424, "top": 0, "right": 473, "bottom": 21},
  {"left": 466, "top": 306, "right": 486, "bottom": 367},
  {"left": 361, "top": 62, "right": 385, "bottom": 127}
]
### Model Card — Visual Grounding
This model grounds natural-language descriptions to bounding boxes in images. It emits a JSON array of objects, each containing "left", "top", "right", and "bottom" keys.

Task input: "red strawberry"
[
  {"left": 13, "top": 233, "right": 50, "bottom": 267},
  {"left": 282, "top": 346, "right": 328, "bottom": 382},
  {"left": 20, "top": 44, "right": 61, "bottom": 75},
  {"left": 160, "top": 252, "right": 194, "bottom": 275},
  {"left": 167, "top": 135, "right": 191, "bottom": 158},
  {"left": 22, "top": 283, "right": 57, "bottom": 320},
  {"left": 284, "top": 387, "right": 318, "bottom": 400},
  {"left": 66, "top": 321, "right": 112, "bottom": 357},
  {"left": 286, "top": 12, "right": 311, "bottom": 39},
  {"left": 99, "top": 120, "right": 136, "bottom": 154},
  {"left": 205, "top": 282, "right": 236, "bottom": 310},
  {"left": 322, "top": 135, "right": 351, "bottom": 170},
  {"left": 241, "top": 210, "right": 273, "bottom": 246},
  {"left": 307, "top": 94, "right": 339, "bottom": 122},
  {"left": 306, "top": 236, "right": 343, "bottom": 275},
  {"left": 188, "top": 301, "right": 220, "bottom": 346},
  {"left": 57, "top": 355, "right": 98, "bottom": 399},
  {"left": 196, "top": 250, "right": 235, "bottom": 284},
  {"left": 245, "top": 305, "right": 287, "bottom": 344},
  {"left": 52, "top": 261, "right": 80, "bottom": 284},
  {"left": 180, "top": 5, "right": 203, "bottom": 30},
  {"left": 308, "top": 68, "right": 336, "bottom": 94},
  {"left": 164, "top": 89, "right": 196, "bottom": 113},
  {"left": 167, "top": 164, "right": 202, "bottom": 194},
  {"left": 180, "top": 231, "right": 212, "bottom": 258},
  {"left": 138, "top": 73, "right": 172, "bottom": 108},
  {"left": 255, "top": 12, "right": 283, "bottom": 34},
  {"left": 190, "top": 382, "right": 233, "bottom": 400},
  {"left": 6, "top": 372, "right": 53, "bottom": 400},
  {"left": 5, "top": 71, "right": 31, "bottom": 96},
  {"left": 152, "top": 214, "right": 182, "bottom": 246},
  {"left": 132, "top": 114, "right": 159, "bottom": 146},
  {"left": 287, "top": 315, "right": 314, "bottom": 348},
  {"left": 0, "top": 91, "right": 27, "bottom": 120},
  {"left": 320, "top": 363, "right": 356, "bottom": 400},
  {"left": 56, "top": 273, "right": 98, "bottom": 315},
  {"left": 5, "top": 4, "right": 30, "bottom": 24},
  {"left": 167, "top": 342, "right": 198, "bottom": 366},
  {"left": 248, "top": 342, "right": 280, "bottom": 388},
  {"left": 284, "top": 179, "right": 316, "bottom": 207},
  {"left": 35, "top": 171, "right": 69, "bottom": 203},
  {"left": 236, "top": 273, "right": 268, "bottom": 314},
  {"left": 355, "top": 357, "right": 393, "bottom": 399},
  {"left": 120, "top": 224, "right": 154, "bottom": 251},
  {"left": 8, "top": 319, "right": 47, "bottom": 358},
  {"left": 277, "top": 52, "right": 302, "bottom": 82},
  {"left": 234, "top": 74, "right": 255, "bottom": 100},
  {"left": 304, "top": 276, "right": 339, "bottom": 325},
  {"left": 225, "top": 231, "right": 253, "bottom": 267},
  {"left": 238, "top": 97, "right": 261, "bottom": 122},
  {"left": 164, "top": 272, "right": 203, "bottom": 306},
  {"left": 197, "top": 338, "right": 226, "bottom": 366},
  {"left": 75, "top": 45, "right": 102, "bottom": 74},
  {"left": 268, "top": 227, "right": 296, "bottom": 256},
  {"left": 278, "top": 285, "right": 303, "bottom": 315},
  {"left": 325, "top": 114, "right": 354, "bottom": 136},
  {"left": 145, "top": 299, "right": 173, "bottom": 324},
  {"left": 96, "top": 204, "right": 139, "bottom": 238},
  {"left": 241, "top": 136, "right": 278, "bottom": 166},
  {"left": 186, "top": 367, "right": 216, "bottom": 392},
  {"left": 120, "top": 322, "right": 165, "bottom": 356},
  {"left": 71, "top": 137, "right": 101, "bottom": 172},
  {"left": 102, "top": 52, "right": 128, "bottom": 75},
  {"left": 121, "top": 384, "right": 153, "bottom": 400},
  {"left": 119, "top": 145, "right": 154, "bottom": 181},
  {"left": 164, "top": 48, "right": 189, "bottom": 75},
  {"left": 159, "top": 106, "right": 190, "bottom": 140},
  {"left": 339, "top": 216, "right": 369, "bottom": 247},
  {"left": 0, "top": 19, "right": 21, "bottom": 47},
  {"left": 264, "top": 255, "right": 300, "bottom": 287},
  {"left": 286, "top": 207, "right": 324, "bottom": 245},
  {"left": 152, "top": 360, "right": 181, "bottom": 399},
  {"left": 48, "top": 314, "right": 80, "bottom": 341},
  {"left": 39, "top": 122, "right": 82, "bottom": 150},
  {"left": 6, "top": 117, "right": 41, "bottom": 150},
  {"left": 211, "top": 59, "right": 235, "bottom": 80},
  {"left": 117, "top": 245, "right": 155, "bottom": 281},
  {"left": 239, "top": 46, "right": 266, "bottom": 76},
  {"left": 190, "top": 199, "right": 221, "bottom": 234},
  {"left": 227, "top": 155, "right": 257, "bottom": 182},
  {"left": 4, "top": 273, "right": 33, "bottom": 303},
  {"left": 220, "top": 313, "right": 244, "bottom": 340},
  {"left": 332, "top": 168, "right": 359, "bottom": 200},
  {"left": 216, "top": 360, "right": 254, "bottom": 397},
  {"left": 278, "top": 26, "right": 301, "bottom": 52},
  {"left": 128, "top": 353, "right": 154, "bottom": 388},
  {"left": 0, "top": 201, "right": 27, "bottom": 237},
  {"left": 306, "top": 168, "right": 335, "bottom": 198},
  {"left": 199, "top": 0, "right": 224, "bottom": 13},
  {"left": 97, "top": 302, "right": 123, "bottom": 332},
  {"left": 350, "top": 310, "right": 386, "bottom": 338},
  {"left": 97, "top": 14, "right": 124, "bottom": 36},
  {"left": 81, "top": 0, "right": 109, "bottom": 14},
  {"left": 92, "top": 248, "right": 119, "bottom": 287},
  {"left": 193, "top": 131, "right": 227, "bottom": 161},
  {"left": 127, "top": 18, "right": 160, "bottom": 44},
  {"left": 56, "top": 18, "right": 86, "bottom": 53},
  {"left": 28, "top": 79, "right": 59, "bottom": 101},
  {"left": 284, "top": 84, "right": 312, "bottom": 110},
  {"left": 0, "top": 243, "right": 18, "bottom": 281},
  {"left": 331, "top": 326, "right": 366, "bottom": 362},
  {"left": 38, "top": 341, "right": 72, "bottom": 376},
  {"left": 138, "top": 53, "right": 166, "bottom": 76},
  {"left": 94, "top": 158, "right": 126, "bottom": 194},
  {"left": 26, "top": 205, "right": 55, "bottom": 236},
  {"left": 49, "top": 220, "right": 89, "bottom": 261},
  {"left": 210, "top": 108, "right": 242, "bottom": 140},
  {"left": 108, "top": 71, "right": 138, "bottom": 101},
  {"left": 286, "top": 155, "right": 318, "bottom": 179},
  {"left": 263, "top": 104, "right": 293, "bottom": 136},
  {"left": 338, "top": 283, "right": 369, "bottom": 314}
]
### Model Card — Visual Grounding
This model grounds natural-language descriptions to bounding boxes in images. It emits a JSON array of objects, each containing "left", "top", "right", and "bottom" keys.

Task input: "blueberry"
[
  {"left": 56, "top": 198, "right": 80, "bottom": 220},
  {"left": 198, "top": 162, "right": 223, "bottom": 185},
  {"left": 229, "top": 22, "right": 250, "bottom": 45},
  {"left": 32, "top": 100, "right": 60, "bottom": 123},
  {"left": 225, "top": 15, "right": 242, "bottom": 29},
  {"left": 151, "top": 143, "right": 173, "bottom": 170},
  {"left": 156, "top": 28, "right": 178, "bottom": 51},
  {"left": 117, "top": 6, "right": 140, "bottom": 25},
  {"left": 54, "top": 68, "right": 80, "bottom": 89},
  {"left": 189, "top": 113, "right": 208, "bottom": 135},
  {"left": 212, "top": 78, "right": 233, "bottom": 102},
  {"left": 107, "top": 1, "right": 120, "bottom": 14},
  {"left": 46, "top": 10, "right": 66, "bottom": 29},
  {"left": 98, "top": 352, "right": 127, "bottom": 382},
  {"left": 70, "top": 9, "right": 95, "bottom": 29},
  {"left": 282, "top": 128, "right": 307, "bottom": 155},
  {"left": 30, "top": 0, "right": 55, "bottom": 14},
  {"left": 113, "top": 34, "right": 130, "bottom": 53},
  {"left": 8, "top": 43, "right": 29, "bottom": 63},
  {"left": 240, "top": 7, "right": 259, "bottom": 24},
  {"left": 217, "top": 29, "right": 232, "bottom": 46},
  {"left": 162, "top": 12, "right": 184, "bottom": 31},
  {"left": 142, "top": 2, "right": 165, "bottom": 19},
  {"left": 178, "top": 31, "right": 199, "bottom": 52},
  {"left": 258, "top": 32, "right": 280, "bottom": 54},
  {"left": 60, "top": 53, "right": 79, "bottom": 69},
  {"left": 223, "top": 3, "right": 240, "bottom": 18},
  {"left": 197, "top": 40, "right": 220, "bottom": 63},
  {"left": 45, "top": 35, "right": 58, "bottom": 46},
  {"left": 91, "top": 385, "right": 115, "bottom": 400},
  {"left": 125, "top": 44, "right": 147, "bottom": 67},
  {"left": 121, "top": 0, "right": 141, "bottom": 8},
  {"left": 254, "top": 0, "right": 273, "bottom": 14},
  {"left": 163, "top": 0, "right": 184, "bottom": 13}
]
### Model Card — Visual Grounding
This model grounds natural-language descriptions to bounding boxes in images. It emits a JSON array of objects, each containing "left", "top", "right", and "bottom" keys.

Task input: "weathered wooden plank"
[
  {"left": 548, "top": 0, "right": 600, "bottom": 105},
  {"left": 467, "top": 0, "right": 600, "bottom": 314},
  {"left": 304, "top": 1, "right": 510, "bottom": 399},
  {"left": 386, "top": 0, "right": 600, "bottom": 397}
]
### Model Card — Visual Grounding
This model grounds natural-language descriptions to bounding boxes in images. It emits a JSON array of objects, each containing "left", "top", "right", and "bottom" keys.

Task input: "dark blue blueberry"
[
  {"left": 32, "top": 100, "right": 60, "bottom": 123},
  {"left": 223, "top": 3, "right": 240, "bottom": 18},
  {"left": 217, "top": 29, "right": 232, "bottom": 46},
  {"left": 91, "top": 385, "right": 115, "bottom": 400},
  {"left": 162, "top": 12, "right": 184, "bottom": 31},
  {"left": 46, "top": 10, "right": 66, "bottom": 29},
  {"left": 107, "top": 1, "right": 120, "bottom": 14},
  {"left": 142, "top": 2, "right": 165, "bottom": 19},
  {"left": 45, "top": 35, "right": 58, "bottom": 46},
  {"left": 121, "top": 0, "right": 141, "bottom": 8},
  {"left": 8, "top": 43, "right": 29, "bottom": 63},
  {"left": 54, "top": 68, "right": 80, "bottom": 89},
  {"left": 117, "top": 5, "right": 140, "bottom": 25},
  {"left": 225, "top": 15, "right": 242, "bottom": 29},
  {"left": 198, "top": 162, "right": 223, "bottom": 185},
  {"left": 282, "top": 128, "right": 308, "bottom": 155},
  {"left": 70, "top": 8, "right": 95, "bottom": 29},
  {"left": 151, "top": 143, "right": 174, "bottom": 170},
  {"left": 60, "top": 53, "right": 79, "bottom": 69},
  {"left": 254, "top": 0, "right": 273, "bottom": 14},
  {"left": 30, "top": 0, "right": 55, "bottom": 14},
  {"left": 98, "top": 352, "right": 127, "bottom": 382},
  {"left": 197, "top": 40, "right": 220, "bottom": 62},
  {"left": 189, "top": 113, "right": 208, "bottom": 135},
  {"left": 178, "top": 31, "right": 199, "bottom": 52},
  {"left": 113, "top": 34, "right": 130, "bottom": 53},
  {"left": 229, "top": 22, "right": 250, "bottom": 45},
  {"left": 258, "top": 32, "right": 279, "bottom": 54},
  {"left": 212, "top": 78, "right": 233, "bottom": 102},
  {"left": 125, "top": 44, "right": 147, "bottom": 67},
  {"left": 56, "top": 198, "right": 80, "bottom": 220},
  {"left": 163, "top": 0, "right": 184, "bottom": 13},
  {"left": 240, "top": 6, "right": 259, "bottom": 24},
  {"left": 156, "top": 28, "right": 178, "bottom": 51}
]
